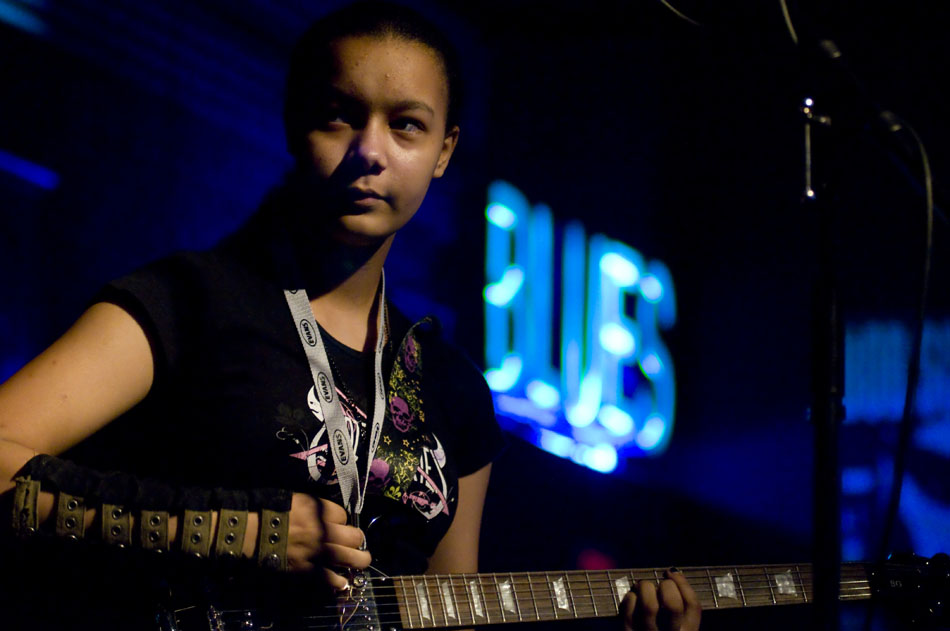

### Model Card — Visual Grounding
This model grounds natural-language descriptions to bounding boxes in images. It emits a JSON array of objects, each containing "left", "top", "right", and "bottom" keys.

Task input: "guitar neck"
[{"left": 389, "top": 562, "right": 872, "bottom": 629}]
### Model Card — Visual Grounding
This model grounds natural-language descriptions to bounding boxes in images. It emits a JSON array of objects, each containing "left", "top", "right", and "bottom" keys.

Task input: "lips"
[{"left": 345, "top": 188, "right": 385, "bottom": 202}]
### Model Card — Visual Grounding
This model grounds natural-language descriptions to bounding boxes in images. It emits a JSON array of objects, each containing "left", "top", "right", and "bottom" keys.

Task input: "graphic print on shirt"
[
  {"left": 275, "top": 322, "right": 454, "bottom": 521},
  {"left": 276, "top": 386, "right": 365, "bottom": 486}
]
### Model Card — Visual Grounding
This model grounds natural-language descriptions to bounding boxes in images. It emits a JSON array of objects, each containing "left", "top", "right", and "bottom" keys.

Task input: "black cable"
[
  {"left": 655, "top": 0, "right": 704, "bottom": 27},
  {"left": 876, "top": 117, "right": 934, "bottom": 563}
]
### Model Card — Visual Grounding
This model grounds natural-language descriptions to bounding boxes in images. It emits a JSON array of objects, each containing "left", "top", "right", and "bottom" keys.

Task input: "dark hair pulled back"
[{"left": 283, "top": 1, "right": 462, "bottom": 159}]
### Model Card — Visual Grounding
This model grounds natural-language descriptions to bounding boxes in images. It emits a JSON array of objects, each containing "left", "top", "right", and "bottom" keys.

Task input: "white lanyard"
[{"left": 283, "top": 273, "right": 387, "bottom": 523}]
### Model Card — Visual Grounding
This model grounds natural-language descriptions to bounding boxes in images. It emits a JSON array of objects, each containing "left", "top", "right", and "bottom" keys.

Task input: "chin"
[{"left": 329, "top": 221, "right": 394, "bottom": 249}]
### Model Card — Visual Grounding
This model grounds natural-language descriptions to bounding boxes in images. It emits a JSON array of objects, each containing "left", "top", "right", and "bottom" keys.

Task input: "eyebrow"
[{"left": 325, "top": 87, "right": 435, "bottom": 117}]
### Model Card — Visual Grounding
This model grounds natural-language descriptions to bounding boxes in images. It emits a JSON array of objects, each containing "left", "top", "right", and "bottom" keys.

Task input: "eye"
[
  {"left": 391, "top": 117, "right": 425, "bottom": 134},
  {"left": 315, "top": 104, "right": 351, "bottom": 129}
]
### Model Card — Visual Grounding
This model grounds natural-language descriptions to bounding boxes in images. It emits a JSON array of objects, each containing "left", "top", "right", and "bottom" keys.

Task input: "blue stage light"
[
  {"left": 485, "top": 354, "right": 522, "bottom": 393},
  {"left": 526, "top": 379, "right": 560, "bottom": 409},
  {"left": 539, "top": 429, "right": 575, "bottom": 458},
  {"left": 484, "top": 180, "right": 678, "bottom": 472},
  {"left": 600, "top": 252, "right": 639, "bottom": 287},
  {"left": 639, "top": 274, "right": 664, "bottom": 303},
  {"left": 483, "top": 266, "right": 524, "bottom": 307},
  {"left": 486, "top": 202, "right": 517, "bottom": 229},
  {"left": 598, "top": 405, "right": 635, "bottom": 436},
  {"left": 599, "top": 322, "right": 636, "bottom": 356},
  {"left": 584, "top": 443, "right": 619, "bottom": 473},
  {"left": 636, "top": 415, "right": 667, "bottom": 451},
  {"left": 639, "top": 353, "right": 663, "bottom": 377}
]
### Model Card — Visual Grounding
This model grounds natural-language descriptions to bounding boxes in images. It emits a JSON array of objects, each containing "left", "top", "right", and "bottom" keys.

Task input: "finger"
[
  {"left": 635, "top": 580, "right": 660, "bottom": 631},
  {"left": 619, "top": 591, "right": 637, "bottom": 631},
  {"left": 657, "top": 578, "right": 685, "bottom": 630},
  {"left": 323, "top": 543, "right": 372, "bottom": 569},
  {"left": 317, "top": 499, "right": 348, "bottom": 524},
  {"left": 323, "top": 522, "right": 366, "bottom": 549},
  {"left": 667, "top": 570, "right": 702, "bottom": 630},
  {"left": 285, "top": 551, "right": 315, "bottom": 573},
  {"left": 323, "top": 568, "right": 350, "bottom": 591}
]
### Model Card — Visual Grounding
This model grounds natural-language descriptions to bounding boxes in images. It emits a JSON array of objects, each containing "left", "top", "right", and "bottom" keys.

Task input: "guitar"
[{"left": 160, "top": 554, "right": 949, "bottom": 630}]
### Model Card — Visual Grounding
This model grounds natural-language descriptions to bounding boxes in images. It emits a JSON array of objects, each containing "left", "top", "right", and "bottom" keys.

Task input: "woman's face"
[{"left": 303, "top": 35, "right": 459, "bottom": 246}]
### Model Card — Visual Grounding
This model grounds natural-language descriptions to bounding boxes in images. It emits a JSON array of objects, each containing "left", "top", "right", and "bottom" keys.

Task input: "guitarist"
[{"left": 0, "top": 2, "right": 700, "bottom": 630}]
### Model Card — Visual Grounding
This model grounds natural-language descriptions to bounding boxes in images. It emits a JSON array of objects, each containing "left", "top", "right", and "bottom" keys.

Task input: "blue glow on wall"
[
  {"left": 841, "top": 319, "right": 950, "bottom": 559},
  {"left": 0, "top": 0, "right": 47, "bottom": 35},
  {"left": 0, "top": 147, "right": 59, "bottom": 190},
  {"left": 484, "top": 180, "right": 677, "bottom": 473}
]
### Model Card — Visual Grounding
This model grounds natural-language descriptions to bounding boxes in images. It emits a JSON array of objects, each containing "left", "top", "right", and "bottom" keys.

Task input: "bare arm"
[
  {"left": 426, "top": 463, "right": 491, "bottom": 575},
  {"left": 0, "top": 301, "right": 154, "bottom": 492},
  {"left": 0, "top": 303, "right": 367, "bottom": 577}
]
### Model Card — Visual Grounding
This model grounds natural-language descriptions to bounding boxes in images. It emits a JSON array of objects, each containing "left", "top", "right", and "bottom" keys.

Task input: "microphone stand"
[
  {"left": 795, "top": 29, "right": 854, "bottom": 630},
  {"left": 801, "top": 87, "right": 843, "bottom": 631}
]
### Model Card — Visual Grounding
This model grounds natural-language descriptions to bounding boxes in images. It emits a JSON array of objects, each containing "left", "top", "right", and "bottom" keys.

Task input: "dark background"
[{"left": 2, "top": 1, "right": 948, "bottom": 629}]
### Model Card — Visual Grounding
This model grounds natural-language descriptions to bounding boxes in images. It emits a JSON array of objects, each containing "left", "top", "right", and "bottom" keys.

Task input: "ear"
[{"left": 432, "top": 125, "right": 460, "bottom": 178}]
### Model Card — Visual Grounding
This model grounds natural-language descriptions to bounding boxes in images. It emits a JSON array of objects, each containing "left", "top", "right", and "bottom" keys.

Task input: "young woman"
[{"left": 0, "top": 2, "right": 699, "bottom": 630}]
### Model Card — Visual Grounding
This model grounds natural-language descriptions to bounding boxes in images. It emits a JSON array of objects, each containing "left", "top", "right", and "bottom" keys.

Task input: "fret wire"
[
  {"left": 463, "top": 573, "right": 476, "bottom": 627},
  {"left": 400, "top": 577, "right": 415, "bottom": 630},
  {"left": 447, "top": 573, "right": 459, "bottom": 626},
  {"left": 764, "top": 567, "right": 777, "bottom": 604},
  {"left": 436, "top": 573, "right": 451, "bottom": 626},
  {"left": 509, "top": 571, "right": 523, "bottom": 621},
  {"left": 586, "top": 571, "right": 599, "bottom": 616},
  {"left": 478, "top": 574, "right": 491, "bottom": 624},
  {"left": 705, "top": 568, "right": 719, "bottom": 608},
  {"left": 423, "top": 574, "right": 437, "bottom": 629},
  {"left": 565, "top": 572, "right": 579, "bottom": 619},
  {"left": 734, "top": 568, "right": 748, "bottom": 607},
  {"left": 526, "top": 570, "right": 541, "bottom": 621},
  {"left": 494, "top": 572, "right": 508, "bottom": 623},
  {"left": 447, "top": 573, "right": 461, "bottom": 627},
  {"left": 538, "top": 571, "right": 558, "bottom": 620},
  {"left": 547, "top": 571, "right": 559, "bottom": 619},
  {"left": 435, "top": 573, "right": 449, "bottom": 628},
  {"left": 609, "top": 570, "right": 622, "bottom": 610}
]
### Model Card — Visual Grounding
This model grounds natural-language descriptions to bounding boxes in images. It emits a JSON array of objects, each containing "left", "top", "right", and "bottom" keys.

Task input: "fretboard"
[{"left": 389, "top": 563, "right": 871, "bottom": 629}]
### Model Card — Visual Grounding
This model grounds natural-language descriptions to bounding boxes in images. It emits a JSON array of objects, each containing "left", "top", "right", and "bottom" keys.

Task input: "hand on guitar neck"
[{"left": 619, "top": 568, "right": 702, "bottom": 631}]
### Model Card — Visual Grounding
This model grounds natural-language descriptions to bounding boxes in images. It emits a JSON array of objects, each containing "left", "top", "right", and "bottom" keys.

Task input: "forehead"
[{"left": 327, "top": 36, "right": 449, "bottom": 115}]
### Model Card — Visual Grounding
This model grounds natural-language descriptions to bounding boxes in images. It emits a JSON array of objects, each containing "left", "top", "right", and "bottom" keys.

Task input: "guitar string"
[
  {"left": 212, "top": 584, "right": 872, "bottom": 628},
  {"left": 298, "top": 572, "right": 872, "bottom": 604},
  {"left": 209, "top": 587, "right": 875, "bottom": 631},
  {"left": 208, "top": 567, "right": 874, "bottom": 629},
  {"left": 354, "top": 571, "right": 872, "bottom": 595}
]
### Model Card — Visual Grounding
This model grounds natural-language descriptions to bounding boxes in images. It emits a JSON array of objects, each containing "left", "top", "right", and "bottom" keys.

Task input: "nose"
[{"left": 349, "top": 118, "right": 387, "bottom": 175}]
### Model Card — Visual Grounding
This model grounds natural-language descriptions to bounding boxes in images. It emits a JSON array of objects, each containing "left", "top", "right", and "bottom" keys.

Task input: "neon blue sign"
[{"left": 484, "top": 181, "right": 677, "bottom": 473}]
